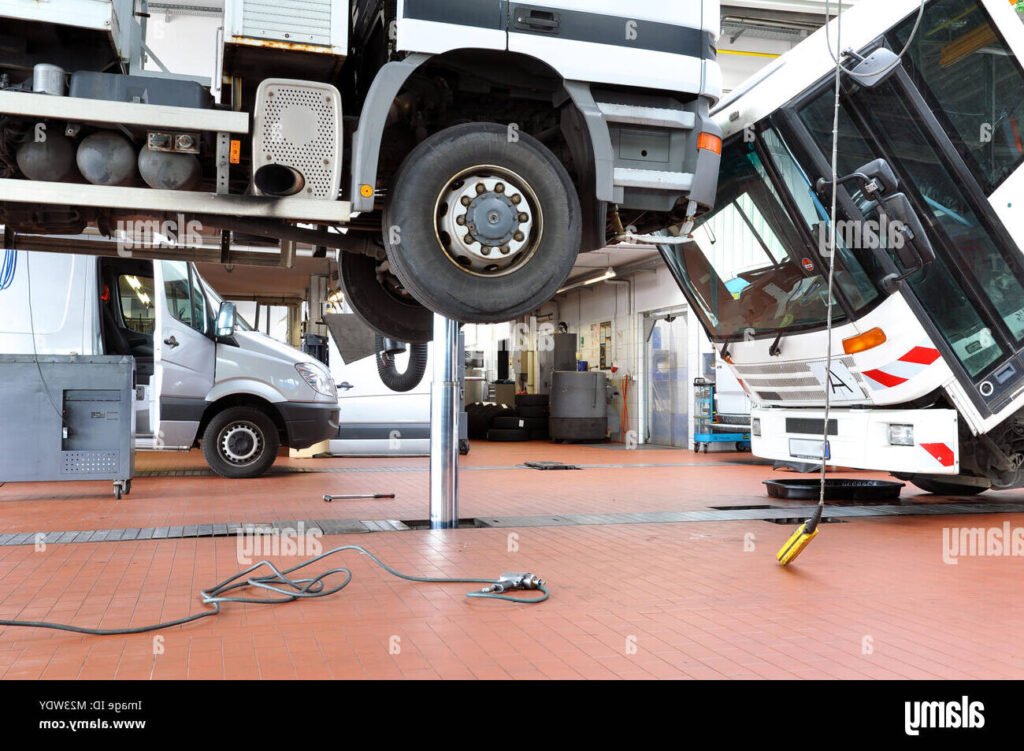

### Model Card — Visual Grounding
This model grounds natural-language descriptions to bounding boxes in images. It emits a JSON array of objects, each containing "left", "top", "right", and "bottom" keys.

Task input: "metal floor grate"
[{"left": 2, "top": 502, "right": 1022, "bottom": 546}]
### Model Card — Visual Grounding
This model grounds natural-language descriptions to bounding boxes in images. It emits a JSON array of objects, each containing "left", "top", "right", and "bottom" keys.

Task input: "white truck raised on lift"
[{"left": 0, "top": 0, "right": 723, "bottom": 346}]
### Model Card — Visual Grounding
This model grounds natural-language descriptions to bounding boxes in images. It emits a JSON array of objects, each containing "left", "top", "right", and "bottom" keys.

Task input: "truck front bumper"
[
  {"left": 277, "top": 401, "right": 340, "bottom": 449},
  {"left": 751, "top": 407, "right": 961, "bottom": 475}
]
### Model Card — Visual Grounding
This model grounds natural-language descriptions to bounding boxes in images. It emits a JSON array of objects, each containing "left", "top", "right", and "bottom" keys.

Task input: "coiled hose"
[
  {"left": 375, "top": 335, "right": 429, "bottom": 392},
  {"left": 0, "top": 545, "right": 548, "bottom": 636}
]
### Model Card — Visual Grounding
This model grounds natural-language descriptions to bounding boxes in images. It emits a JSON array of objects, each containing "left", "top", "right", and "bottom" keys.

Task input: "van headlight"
[{"left": 296, "top": 362, "right": 337, "bottom": 398}]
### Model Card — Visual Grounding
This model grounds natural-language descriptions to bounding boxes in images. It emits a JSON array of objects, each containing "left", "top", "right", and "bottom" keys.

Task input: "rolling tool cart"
[{"left": 692, "top": 377, "right": 751, "bottom": 453}]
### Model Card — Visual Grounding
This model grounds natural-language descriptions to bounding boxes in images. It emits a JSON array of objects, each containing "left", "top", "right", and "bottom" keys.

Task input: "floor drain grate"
[
  {"left": 523, "top": 461, "right": 581, "bottom": 471},
  {"left": 764, "top": 517, "right": 847, "bottom": 525}
]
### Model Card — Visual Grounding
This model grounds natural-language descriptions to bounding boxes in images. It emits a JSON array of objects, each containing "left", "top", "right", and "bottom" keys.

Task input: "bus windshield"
[{"left": 662, "top": 130, "right": 880, "bottom": 341}]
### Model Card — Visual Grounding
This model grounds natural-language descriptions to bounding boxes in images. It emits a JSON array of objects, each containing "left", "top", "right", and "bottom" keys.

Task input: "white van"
[{"left": 0, "top": 250, "right": 339, "bottom": 478}]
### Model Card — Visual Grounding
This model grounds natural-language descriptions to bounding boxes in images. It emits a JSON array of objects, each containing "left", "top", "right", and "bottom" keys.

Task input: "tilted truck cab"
[{"left": 0, "top": 250, "right": 339, "bottom": 478}]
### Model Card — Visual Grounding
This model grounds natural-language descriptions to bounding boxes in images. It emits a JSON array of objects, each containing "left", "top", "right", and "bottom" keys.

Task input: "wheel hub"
[
  {"left": 220, "top": 422, "right": 262, "bottom": 465},
  {"left": 437, "top": 169, "right": 538, "bottom": 276}
]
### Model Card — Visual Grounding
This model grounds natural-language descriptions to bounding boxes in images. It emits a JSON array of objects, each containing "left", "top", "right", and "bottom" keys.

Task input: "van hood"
[{"left": 233, "top": 329, "right": 320, "bottom": 366}]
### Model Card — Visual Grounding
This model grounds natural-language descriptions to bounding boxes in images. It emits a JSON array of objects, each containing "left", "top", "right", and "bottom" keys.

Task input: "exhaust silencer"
[
  {"left": 253, "top": 163, "right": 306, "bottom": 197},
  {"left": 252, "top": 78, "right": 343, "bottom": 200}
]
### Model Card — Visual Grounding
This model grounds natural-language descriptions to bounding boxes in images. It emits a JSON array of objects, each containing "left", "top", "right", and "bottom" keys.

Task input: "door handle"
[
  {"left": 514, "top": 9, "right": 560, "bottom": 32},
  {"left": 164, "top": 335, "right": 179, "bottom": 348},
  {"left": 338, "top": 381, "right": 354, "bottom": 391}
]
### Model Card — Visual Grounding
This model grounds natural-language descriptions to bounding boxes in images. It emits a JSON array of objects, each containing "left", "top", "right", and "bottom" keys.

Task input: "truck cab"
[{"left": 0, "top": 250, "right": 339, "bottom": 477}]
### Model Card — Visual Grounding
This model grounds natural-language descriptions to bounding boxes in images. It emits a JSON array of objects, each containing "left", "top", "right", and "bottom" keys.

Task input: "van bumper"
[{"left": 277, "top": 401, "right": 340, "bottom": 449}]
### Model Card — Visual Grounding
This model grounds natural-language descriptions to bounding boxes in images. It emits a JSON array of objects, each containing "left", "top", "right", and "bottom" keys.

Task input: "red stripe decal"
[
  {"left": 921, "top": 442, "right": 955, "bottom": 467},
  {"left": 862, "top": 369, "right": 907, "bottom": 388},
  {"left": 899, "top": 347, "right": 941, "bottom": 366}
]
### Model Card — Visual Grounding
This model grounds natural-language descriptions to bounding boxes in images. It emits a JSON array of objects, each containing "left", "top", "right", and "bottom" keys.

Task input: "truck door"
[
  {"left": 505, "top": 1, "right": 711, "bottom": 94},
  {"left": 395, "top": 0, "right": 506, "bottom": 55},
  {"left": 152, "top": 260, "right": 216, "bottom": 450}
]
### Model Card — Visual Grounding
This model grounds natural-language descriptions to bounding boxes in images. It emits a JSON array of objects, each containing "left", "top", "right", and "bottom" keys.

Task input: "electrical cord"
[
  {"left": 24, "top": 253, "right": 67, "bottom": 426},
  {"left": 810, "top": 0, "right": 928, "bottom": 534},
  {"left": 0, "top": 545, "right": 548, "bottom": 636}
]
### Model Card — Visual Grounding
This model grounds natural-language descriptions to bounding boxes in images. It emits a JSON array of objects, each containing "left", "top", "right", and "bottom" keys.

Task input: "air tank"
[
  {"left": 76, "top": 131, "right": 136, "bottom": 186},
  {"left": 16, "top": 134, "right": 76, "bottom": 181},
  {"left": 137, "top": 148, "right": 201, "bottom": 190}
]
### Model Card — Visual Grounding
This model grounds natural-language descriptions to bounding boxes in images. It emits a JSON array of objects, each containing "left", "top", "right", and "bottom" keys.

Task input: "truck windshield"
[{"left": 662, "top": 130, "right": 880, "bottom": 341}]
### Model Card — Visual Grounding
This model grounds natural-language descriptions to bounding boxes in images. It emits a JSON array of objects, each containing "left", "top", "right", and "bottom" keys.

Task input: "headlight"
[
  {"left": 888, "top": 424, "right": 914, "bottom": 446},
  {"left": 296, "top": 362, "right": 337, "bottom": 398},
  {"left": 752, "top": 417, "right": 761, "bottom": 437}
]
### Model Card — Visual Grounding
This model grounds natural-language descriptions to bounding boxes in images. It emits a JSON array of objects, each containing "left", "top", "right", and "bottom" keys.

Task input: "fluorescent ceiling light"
[{"left": 557, "top": 268, "right": 617, "bottom": 294}]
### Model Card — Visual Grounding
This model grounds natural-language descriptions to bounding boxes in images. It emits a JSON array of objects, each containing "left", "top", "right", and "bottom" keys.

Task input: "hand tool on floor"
[{"left": 323, "top": 493, "right": 395, "bottom": 502}]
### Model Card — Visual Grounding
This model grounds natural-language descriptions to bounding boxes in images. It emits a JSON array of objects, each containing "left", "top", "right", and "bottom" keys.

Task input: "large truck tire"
[
  {"left": 202, "top": 406, "right": 280, "bottom": 479},
  {"left": 383, "top": 122, "right": 581, "bottom": 323},
  {"left": 340, "top": 248, "right": 433, "bottom": 344}
]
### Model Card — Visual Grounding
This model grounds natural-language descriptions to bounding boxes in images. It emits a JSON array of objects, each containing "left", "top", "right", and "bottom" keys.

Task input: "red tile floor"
[{"left": 1, "top": 441, "right": 1023, "bottom": 679}]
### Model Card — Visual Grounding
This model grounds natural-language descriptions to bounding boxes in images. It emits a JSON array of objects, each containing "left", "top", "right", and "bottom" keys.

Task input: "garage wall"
[{"left": 540, "top": 268, "right": 715, "bottom": 447}]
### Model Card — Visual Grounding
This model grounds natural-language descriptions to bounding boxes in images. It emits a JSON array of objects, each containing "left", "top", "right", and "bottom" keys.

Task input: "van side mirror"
[{"left": 216, "top": 301, "right": 237, "bottom": 338}]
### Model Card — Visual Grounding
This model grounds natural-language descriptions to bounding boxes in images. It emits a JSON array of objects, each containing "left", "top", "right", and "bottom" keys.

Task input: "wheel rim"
[
  {"left": 218, "top": 422, "right": 264, "bottom": 466},
  {"left": 434, "top": 165, "right": 543, "bottom": 277}
]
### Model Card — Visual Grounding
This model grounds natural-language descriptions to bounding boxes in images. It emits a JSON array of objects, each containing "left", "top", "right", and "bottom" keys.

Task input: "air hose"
[
  {"left": 0, "top": 545, "right": 547, "bottom": 636},
  {"left": 375, "top": 334, "right": 429, "bottom": 392}
]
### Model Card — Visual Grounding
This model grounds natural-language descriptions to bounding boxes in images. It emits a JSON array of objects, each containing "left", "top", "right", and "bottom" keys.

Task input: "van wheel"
[
  {"left": 202, "top": 406, "right": 280, "bottom": 478},
  {"left": 383, "top": 122, "right": 581, "bottom": 323}
]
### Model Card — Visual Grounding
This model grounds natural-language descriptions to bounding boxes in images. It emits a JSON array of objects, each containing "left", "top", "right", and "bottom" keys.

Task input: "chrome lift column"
[{"left": 429, "top": 314, "right": 460, "bottom": 529}]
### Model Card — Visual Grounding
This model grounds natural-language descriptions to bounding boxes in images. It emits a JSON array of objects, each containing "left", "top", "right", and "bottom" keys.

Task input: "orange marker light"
[
  {"left": 360, "top": 184, "right": 375, "bottom": 198},
  {"left": 229, "top": 139, "right": 241, "bottom": 164},
  {"left": 697, "top": 132, "right": 722, "bottom": 155},
  {"left": 843, "top": 327, "right": 887, "bottom": 355}
]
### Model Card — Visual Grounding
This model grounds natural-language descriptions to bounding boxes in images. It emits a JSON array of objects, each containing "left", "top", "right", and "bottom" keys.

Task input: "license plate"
[{"left": 789, "top": 438, "right": 830, "bottom": 460}]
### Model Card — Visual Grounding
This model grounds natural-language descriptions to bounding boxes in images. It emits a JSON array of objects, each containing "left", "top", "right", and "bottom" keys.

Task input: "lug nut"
[
  {"left": 514, "top": 231, "right": 525, "bottom": 242},
  {"left": 464, "top": 235, "right": 475, "bottom": 245},
  {"left": 518, "top": 212, "right": 529, "bottom": 222},
  {"left": 461, "top": 196, "right": 472, "bottom": 206},
  {"left": 475, "top": 183, "right": 486, "bottom": 194},
  {"left": 495, "top": 182, "right": 505, "bottom": 193},
  {"left": 511, "top": 194, "right": 522, "bottom": 205},
  {"left": 456, "top": 215, "right": 466, "bottom": 226},
  {"left": 481, "top": 246, "right": 492, "bottom": 255},
  {"left": 500, "top": 245, "right": 510, "bottom": 255}
]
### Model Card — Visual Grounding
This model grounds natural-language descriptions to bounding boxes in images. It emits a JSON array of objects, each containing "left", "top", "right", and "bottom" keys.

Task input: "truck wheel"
[
  {"left": 340, "top": 248, "right": 433, "bottom": 343},
  {"left": 383, "top": 122, "right": 581, "bottom": 323},
  {"left": 202, "top": 406, "right": 280, "bottom": 479},
  {"left": 909, "top": 478, "right": 988, "bottom": 496}
]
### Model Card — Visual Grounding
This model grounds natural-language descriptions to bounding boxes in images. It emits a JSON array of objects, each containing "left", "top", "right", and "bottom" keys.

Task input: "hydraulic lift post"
[{"left": 429, "top": 314, "right": 460, "bottom": 529}]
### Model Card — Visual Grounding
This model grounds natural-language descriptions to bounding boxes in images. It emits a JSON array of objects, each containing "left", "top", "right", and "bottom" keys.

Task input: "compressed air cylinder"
[
  {"left": 16, "top": 133, "right": 76, "bottom": 181},
  {"left": 138, "top": 148, "right": 201, "bottom": 190},
  {"left": 76, "top": 131, "right": 137, "bottom": 186}
]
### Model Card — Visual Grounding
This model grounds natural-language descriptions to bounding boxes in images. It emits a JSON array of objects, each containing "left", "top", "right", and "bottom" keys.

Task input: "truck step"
[
  {"left": 613, "top": 167, "right": 694, "bottom": 192},
  {"left": 596, "top": 102, "right": 696, "bottom": 130}
]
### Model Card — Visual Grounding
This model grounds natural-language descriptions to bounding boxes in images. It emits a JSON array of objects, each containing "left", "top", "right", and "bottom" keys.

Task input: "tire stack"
[
  {"left": 505, "top": 393, "right": 551, "bottom": 441},
  {"left": 466, "top": 402, "right": 517, "bottom": 440}
]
